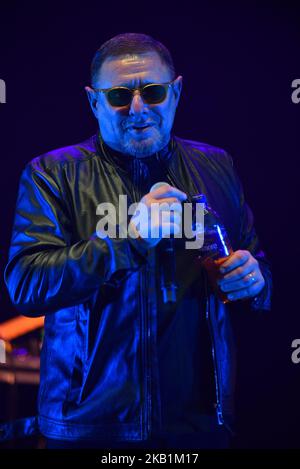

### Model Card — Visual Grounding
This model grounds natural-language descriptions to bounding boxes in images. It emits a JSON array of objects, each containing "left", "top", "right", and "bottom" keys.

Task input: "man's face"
[{"left": 86, "top": 52, "right": 182, "bottom": 157}]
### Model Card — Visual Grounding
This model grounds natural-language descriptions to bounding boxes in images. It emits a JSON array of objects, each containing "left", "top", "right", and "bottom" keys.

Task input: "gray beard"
[{"left": 121, "top": 131, "right": 169, "bottom": 158}]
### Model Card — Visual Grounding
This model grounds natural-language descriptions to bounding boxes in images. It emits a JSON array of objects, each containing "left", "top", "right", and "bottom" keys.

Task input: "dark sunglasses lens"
[
  {"left": 107, "top": 88, "right": 132, "bottom": 106},
  {"left": 142, "top": 85, "right": 167, "bottom": 104}
]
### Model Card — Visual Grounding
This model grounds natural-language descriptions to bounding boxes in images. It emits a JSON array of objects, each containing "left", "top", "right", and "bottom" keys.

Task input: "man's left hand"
[{"left": 217, "top": 250, "right": 265, "bottom": 301}]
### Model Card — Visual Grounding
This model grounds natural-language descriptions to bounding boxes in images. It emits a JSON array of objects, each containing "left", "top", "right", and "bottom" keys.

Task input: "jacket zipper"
[
  {"left": 141, "top": 262, "right": 151, "bottom": 438},
  {"left": 162, "top": 158, "right": 225, "bottom": 426},
  {"left": 205, "top": 293, "right": 224, "bottom": 425},
  {"left": 132, "top": 158, "right": 151, "bottom": 440},
  {"left": 206, "top": 289, "right": 235, "bottom": 435}
]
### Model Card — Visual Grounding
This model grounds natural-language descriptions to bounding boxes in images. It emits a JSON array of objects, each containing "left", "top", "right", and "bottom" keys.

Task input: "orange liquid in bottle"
[{"left": 202, "top": 252, "right": 233, "bottom": 304}]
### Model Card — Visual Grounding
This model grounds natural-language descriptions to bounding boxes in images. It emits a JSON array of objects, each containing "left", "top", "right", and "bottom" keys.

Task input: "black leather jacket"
[{"left": 4, "top": 134, "right": 272, "bottom": 441}]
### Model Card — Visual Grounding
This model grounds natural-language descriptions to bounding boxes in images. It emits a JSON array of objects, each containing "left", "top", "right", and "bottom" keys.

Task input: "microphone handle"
[
  {"left": 160, "top": 237, "right": 178, "bottom": 303},
  {"left": 150, "top": 181, "right": 178, "bottom": 304}
]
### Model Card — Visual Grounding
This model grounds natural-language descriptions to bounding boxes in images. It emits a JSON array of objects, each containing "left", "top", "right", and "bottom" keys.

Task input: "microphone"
[{"left": 150, "top": 182, "right": 178, "bottom": 303}]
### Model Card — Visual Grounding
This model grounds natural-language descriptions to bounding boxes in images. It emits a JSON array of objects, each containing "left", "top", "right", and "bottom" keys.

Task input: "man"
[{"left": 4, "top": 33, "right": 272, "bottom": 449}]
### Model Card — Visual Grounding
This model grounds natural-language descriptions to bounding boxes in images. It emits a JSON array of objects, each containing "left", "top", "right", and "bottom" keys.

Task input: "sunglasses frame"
[{"left": 92, "top": 78, "right": 177, "bottom": 107}]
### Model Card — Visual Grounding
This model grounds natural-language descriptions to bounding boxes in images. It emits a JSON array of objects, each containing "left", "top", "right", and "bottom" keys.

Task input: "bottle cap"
[{"left": 192, "top": 193, "right": 207, "bottom": 204}]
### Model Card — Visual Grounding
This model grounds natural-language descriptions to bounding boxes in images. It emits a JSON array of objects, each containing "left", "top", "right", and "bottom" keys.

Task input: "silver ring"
[{"left": 247, "top": 272, "right": 256, "bottom": 282}]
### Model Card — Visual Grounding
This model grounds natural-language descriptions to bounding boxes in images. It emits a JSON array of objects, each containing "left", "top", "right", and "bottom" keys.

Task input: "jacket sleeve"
[
  {"left": 4, "top": 163, "right": 148, "bottom": 317},
  {"left": 225, "top": 152, "right": 272, "bottom": 312}
]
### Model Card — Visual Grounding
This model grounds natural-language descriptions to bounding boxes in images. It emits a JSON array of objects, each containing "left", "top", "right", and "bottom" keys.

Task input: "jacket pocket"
[{"left": 63, "top": 305, "right": 88, "bottom": 408}]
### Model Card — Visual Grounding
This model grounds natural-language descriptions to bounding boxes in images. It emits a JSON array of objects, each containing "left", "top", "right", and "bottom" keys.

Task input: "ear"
[
  {"left": 85, "top": 86, "right": 99, "bottom": 117},
  {"left": 172, "top": 75, "right": 183, "bottom": 106}
]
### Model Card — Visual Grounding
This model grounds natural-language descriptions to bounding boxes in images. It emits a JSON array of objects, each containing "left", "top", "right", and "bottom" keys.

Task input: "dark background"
[{"left": 0, "top": 1, "right": 299, "bottom": 449}]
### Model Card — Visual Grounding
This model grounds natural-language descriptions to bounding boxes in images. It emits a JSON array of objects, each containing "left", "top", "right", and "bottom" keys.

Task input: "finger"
[
  {"left": 158, "top": 202, "right": 182, "bottom": 217},
  {"left": 148, "top": 202, "right": 182, "bottom": 226},
  {"left": 151, "top": 184, "right": 187, "bottom": 201},
  {"left": 226, "top": 279, "right": 264, "bottom": 301},
  {"left": 219, "top": 271, "right": 258, "bottom": 292},
  {"left": 161, "top": 210, "right": 181, "bottom": 225},
  {"left": 218, "top": 262, "right": 254, "bottom": 285},
  {"left": 149, "top": 202, "right": 182, "bottom": 221},
  {"left": 161, "top": 222, "right": 181, "bottom": 237},
  {"left": 148, "top": 198, "right": 183, "bottom": 211},
  {"left": 219, "top": 250, "right": 250, "bottom": 274}
]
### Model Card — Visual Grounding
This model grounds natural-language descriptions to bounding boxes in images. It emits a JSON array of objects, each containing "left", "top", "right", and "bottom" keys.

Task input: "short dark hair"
[{"left": 90, "top": 32, "right": 176, "bottom": 86}]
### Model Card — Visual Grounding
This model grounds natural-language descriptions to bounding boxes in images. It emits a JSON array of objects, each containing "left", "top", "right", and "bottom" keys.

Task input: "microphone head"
[{"left": 150, "top": 181, "right": 170, "bottom": 193}]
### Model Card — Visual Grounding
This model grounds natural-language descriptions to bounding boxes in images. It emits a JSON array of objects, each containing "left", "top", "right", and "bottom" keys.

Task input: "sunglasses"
[{"left": 93, "top": 79, "right": 176, "bottom": 107}]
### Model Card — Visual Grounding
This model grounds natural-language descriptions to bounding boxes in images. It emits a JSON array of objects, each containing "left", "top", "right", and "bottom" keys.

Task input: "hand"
[
  {"left": 217, "top": 250, "right": 265, "bottom": 301},
  {"left": 128, "top": 184, "right": 187, "bottom": 249}
]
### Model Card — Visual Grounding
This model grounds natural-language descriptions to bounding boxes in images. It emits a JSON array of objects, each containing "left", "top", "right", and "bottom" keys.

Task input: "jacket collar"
[{"left": 94, "top": 131, "right": 176, "bottom": 174}]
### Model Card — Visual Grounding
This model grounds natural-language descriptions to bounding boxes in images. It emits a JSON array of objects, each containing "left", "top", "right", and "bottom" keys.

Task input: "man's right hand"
[{"left": 128, "top": 184, "right": 187, "bottom": 249}]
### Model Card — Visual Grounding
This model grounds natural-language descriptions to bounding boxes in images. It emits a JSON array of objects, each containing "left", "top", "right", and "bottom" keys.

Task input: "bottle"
[{"left": 191, "top": 194, "right": 233, "bottom": 303}]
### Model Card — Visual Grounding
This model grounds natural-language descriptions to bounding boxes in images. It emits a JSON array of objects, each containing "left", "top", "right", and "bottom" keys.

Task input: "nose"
[{"left": 129, "top": 90, "right": 148, "bottom": 116}]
